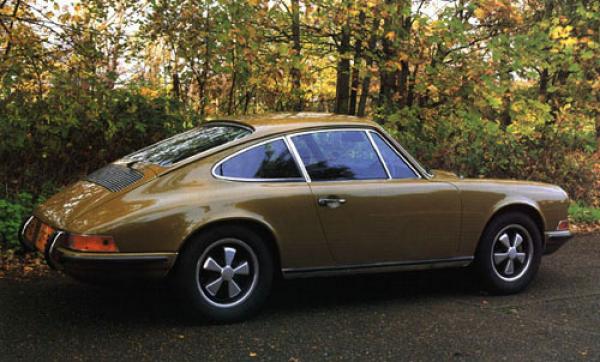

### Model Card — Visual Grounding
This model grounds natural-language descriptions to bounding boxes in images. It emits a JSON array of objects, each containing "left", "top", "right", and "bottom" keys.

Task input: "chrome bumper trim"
[
  {"left": 544, "top": 230, "right": 573, "bottom": 255},
  {"left": 544, "top": 230, "right": 572, "bottom": 239},
  {"left": 54, "top": 247, "right": 177, "bottom": 263},
  {"left": 19, "top": 216, "right": 36, "bottom": 251}
]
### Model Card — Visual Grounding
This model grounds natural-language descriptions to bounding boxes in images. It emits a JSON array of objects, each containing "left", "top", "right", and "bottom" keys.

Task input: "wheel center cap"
[
  {"left": 222, "top": 266, "right": 234, "bottom": 281},
  {"left": 508, "top": 247, "right": 517, "bottom": 260}
]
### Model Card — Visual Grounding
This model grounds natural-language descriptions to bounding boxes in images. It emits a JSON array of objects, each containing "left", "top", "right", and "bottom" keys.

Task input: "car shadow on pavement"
[{"left": 6, "top": 267, "right": 482, "bottom": 327}]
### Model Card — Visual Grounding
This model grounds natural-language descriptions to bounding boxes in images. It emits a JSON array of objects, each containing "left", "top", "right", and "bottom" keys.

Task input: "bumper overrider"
[{"left": 20, "top": 216, "right": 177, "bottom": 280}]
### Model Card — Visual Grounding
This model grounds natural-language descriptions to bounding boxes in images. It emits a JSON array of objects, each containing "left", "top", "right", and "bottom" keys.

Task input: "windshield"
[{"left": 123, "top": 124, "right": 252, "bottom": 167}]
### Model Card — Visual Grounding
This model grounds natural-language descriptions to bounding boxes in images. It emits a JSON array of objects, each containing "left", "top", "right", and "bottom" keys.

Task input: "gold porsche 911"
[{"left": 20, "top": 113, "right": 572, "bottom": 321}]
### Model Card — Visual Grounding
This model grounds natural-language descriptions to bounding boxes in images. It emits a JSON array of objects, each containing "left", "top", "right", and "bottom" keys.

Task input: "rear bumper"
[
  {"left": 544, "top": 230, "right": 573, "bottom": 255},
  {"left": 20, "top": 217, "right": 177, "bottom": 281},
  {"left": 53, "top": 247, "right": 178, "bottom": 280}
]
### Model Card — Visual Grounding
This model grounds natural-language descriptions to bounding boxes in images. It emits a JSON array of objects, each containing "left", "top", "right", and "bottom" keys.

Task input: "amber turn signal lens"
[
  {"left": 68, "top": 234, "right": 118, "bottom": 252},
  {"left": 557, "top": 219, "right": 570, "bottom": 231}
]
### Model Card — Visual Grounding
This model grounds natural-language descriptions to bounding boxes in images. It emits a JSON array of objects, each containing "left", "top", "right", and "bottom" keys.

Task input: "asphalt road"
[{"left": 1, "top": 233, "right": 599, "bottom": 361}]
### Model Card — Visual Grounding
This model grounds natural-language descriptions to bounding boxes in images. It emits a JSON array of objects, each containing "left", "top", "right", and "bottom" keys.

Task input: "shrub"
[
  {"left": 383, "top": 104, "right": 597, "bottom": 204},
  {"left": 569, "top": 202, "right": 600, "bottom": 224},
  {"left": 0, "top": 81, "right": 197, "bottom": 197},
  {"left": 0, "top": 192, "right": 47, "bottom": 249}
]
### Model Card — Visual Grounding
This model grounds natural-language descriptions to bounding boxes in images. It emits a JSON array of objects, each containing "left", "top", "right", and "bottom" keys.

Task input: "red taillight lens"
[
  {"left": 68, "top": 234, "right": 118, "bottom": 252},
  {"left": 557, "top": 219, "right": 570, "bottom": 231}
]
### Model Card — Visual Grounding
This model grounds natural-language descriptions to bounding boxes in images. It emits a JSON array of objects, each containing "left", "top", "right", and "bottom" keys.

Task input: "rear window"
[{"left": 123, "top": 124, "right": 251, "bottom": 166}]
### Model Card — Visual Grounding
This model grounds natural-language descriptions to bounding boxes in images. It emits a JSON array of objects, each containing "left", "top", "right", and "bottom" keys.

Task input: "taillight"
[
  {"left": 68, "top": 234, "right": 119, "bottom": 252},
  {"left": 557, "top": 219, "right": 570, "bottom": 231}
]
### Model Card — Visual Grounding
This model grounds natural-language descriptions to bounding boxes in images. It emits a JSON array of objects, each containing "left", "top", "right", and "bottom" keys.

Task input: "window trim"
[
  {"left": 367, "top": 130, "right": 420, "bottom": 180},
  {"left": 286, "top": 128, "right": 404, "bottom": 183},
  {"left": 211, "top": 137, "right": 306, "bottom": 182}
]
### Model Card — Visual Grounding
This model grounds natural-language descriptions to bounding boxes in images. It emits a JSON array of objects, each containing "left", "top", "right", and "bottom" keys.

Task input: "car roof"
[{"left": 207, "top": 112, "right": 380, "bottom": 138}]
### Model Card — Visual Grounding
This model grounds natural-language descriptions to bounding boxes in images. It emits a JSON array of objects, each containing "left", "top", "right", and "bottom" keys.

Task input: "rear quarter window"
[{"left": 215, "top": 139, "right": 303, "bottom": 181}]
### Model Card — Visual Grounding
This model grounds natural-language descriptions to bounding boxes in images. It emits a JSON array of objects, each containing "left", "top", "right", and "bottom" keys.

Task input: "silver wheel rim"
[
  {"left": 195, "top": 238, "right": 259, "bottom": 308},
  {"left": 491, "top": 224, "right": 534, "bottom": 282}
]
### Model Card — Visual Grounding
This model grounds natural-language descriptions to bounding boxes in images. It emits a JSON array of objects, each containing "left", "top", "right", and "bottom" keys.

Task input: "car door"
[{"left": 288, "top": 128, "right": 461, "bottom": 265}]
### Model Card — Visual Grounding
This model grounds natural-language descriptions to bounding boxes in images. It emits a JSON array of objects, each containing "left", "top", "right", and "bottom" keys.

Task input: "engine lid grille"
[{"left": 86, "top": 164, "right": 144, "bottom": 192}]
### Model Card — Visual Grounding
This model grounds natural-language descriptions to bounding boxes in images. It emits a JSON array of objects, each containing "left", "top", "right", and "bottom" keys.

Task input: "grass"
[{"left": 569, "top": 202, "right": 600, "bottom": 224}]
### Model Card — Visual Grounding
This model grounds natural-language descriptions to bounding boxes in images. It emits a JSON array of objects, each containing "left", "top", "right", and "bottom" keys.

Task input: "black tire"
[
  {"left": 176, "top": 225, "right": 274, "bottom": 322},
  {"left": 475, "top": 212, "right": 542, "bottom": 294}
]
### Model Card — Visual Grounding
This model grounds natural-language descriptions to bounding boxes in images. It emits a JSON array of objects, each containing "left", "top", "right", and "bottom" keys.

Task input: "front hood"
[{"left": 34, "top": 163, "right": 161, "bottom": 231}]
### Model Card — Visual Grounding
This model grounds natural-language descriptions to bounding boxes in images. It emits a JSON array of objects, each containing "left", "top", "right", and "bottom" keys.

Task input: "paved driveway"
[{"left": 1, "top": 233, "right": 598, "bottom": 361}]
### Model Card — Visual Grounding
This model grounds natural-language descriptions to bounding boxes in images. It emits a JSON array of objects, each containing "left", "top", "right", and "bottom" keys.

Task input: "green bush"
[
  {"left": 0, "top": 193, "right": 47, "bottom": 248},
  {"left": 569, "top": 202, "right": 600, "bottom": 224},
  {"left": 0, "top": 79, "right": 197, "bottom": 197},
  {"left": 383, "top": 103, "right": 597, "bottom": 204}
]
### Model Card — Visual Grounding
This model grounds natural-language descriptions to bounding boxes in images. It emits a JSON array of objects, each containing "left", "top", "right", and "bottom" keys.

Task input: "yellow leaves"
[
  {"left": 247, "top": 0, "right": 260, "bottom": 6},
  {"left": 140, "top": 87, "right": 159, "bottom": 99},
  {"left": 474, "top": 8, "right": 487, "bottom": 20},
  {"left": 550, "top": 25, "right": 573, "bottom": 39},
  {"left": 366, "top": 0, "right": 378, "bottom": 8},
  {"left": 561, "top": 37, "right": 578, "bottom": 47},
  {"left": 427, "top": 84, "right": 438, "bottom": 96},
  {"left": 385, "top": 31, "right": 396, "bottom": 41}
]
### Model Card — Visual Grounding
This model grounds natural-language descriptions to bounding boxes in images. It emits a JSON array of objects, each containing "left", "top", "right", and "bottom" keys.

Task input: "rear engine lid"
[{"left": 34, "top": 163, "right": 159, "bottom": 230}]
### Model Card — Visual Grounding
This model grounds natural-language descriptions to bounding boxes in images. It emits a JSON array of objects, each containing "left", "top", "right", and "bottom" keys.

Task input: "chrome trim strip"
[
  {"left": 286, "top": 127, "right": 423, "bottom": 182},
  {"left": 210, "top": 126, "right": 429, "bottom": 184},
  {"left": 20, "top": 215, "right": 34, "bottom": 242},
  {"left": 211, "top": 136, "right": 308, "bottom": 183},
  {"left": 377, "top": 129, "right": 431, "bottom": 178},
  {"left": 282, "top": 256, "right": 474, "bottom": 279},
  {"left": 366, "top": 130, "right": 392, "bottom": 179},
  {"left": 545, "top": 230, "right": 572, "bottom": 239},
  {"left": 284, "top": 135, "right": 312, "bottom": 182},
  {"left": 56, "top": 247, "right": 177, "bottom": 263},
  {"left": 46, "top": 231, "right": 66, "bottom": 270},
  {"left": 368, "top": 130, "right": 421, "bottom": 179}
]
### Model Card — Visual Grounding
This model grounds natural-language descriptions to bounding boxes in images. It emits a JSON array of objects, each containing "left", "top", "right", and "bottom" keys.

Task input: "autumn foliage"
[{"left": 0, "top": 0, "right": 598, "bottom": 207}]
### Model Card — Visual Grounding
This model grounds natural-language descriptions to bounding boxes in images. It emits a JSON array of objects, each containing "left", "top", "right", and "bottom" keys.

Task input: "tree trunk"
[
  {"left": 397, "top": 60, "right": 409, "bottom": 107},
  {"left": 349, "top": 11, "right": 365, "bottom": 115},
  {"left": 378, "top": 0, "right": 397, "bottom": 109},
  {"left": 358, "top": 17, "right": 380, "bottom": 117},
  {"left": 500, "top": 69, "right": 512, "bottom": 129},
  {"left": 227, "top": 47, "right": 237, "bottom": 115},
  {"left": 407, "top": 64, "right": 418, "bottom": 107},
  {"left": 334, "top": 17, "right": 352, "bottom": 114},
  {"left": 2, "top": 0, "right": 21, "bottom": 60},
  {"left": 290, "top": 0, "right": 303, "bottom": 111}
]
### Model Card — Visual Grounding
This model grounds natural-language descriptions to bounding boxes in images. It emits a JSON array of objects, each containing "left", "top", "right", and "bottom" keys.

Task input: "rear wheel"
[
  {"left": 176, "top": 226, "right": 274, "bottom": 322},
  {"left": 475, "top": 212, "right": 542, "bottom": 294}
]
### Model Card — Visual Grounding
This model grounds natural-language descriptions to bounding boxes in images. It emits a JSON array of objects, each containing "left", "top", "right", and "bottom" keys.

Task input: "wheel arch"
[
  {"left": 479, "top": 202, "right": 546, "bottom": 250},
  {"left": 174, "top": 217, "right": 282, "bottom": 276}
]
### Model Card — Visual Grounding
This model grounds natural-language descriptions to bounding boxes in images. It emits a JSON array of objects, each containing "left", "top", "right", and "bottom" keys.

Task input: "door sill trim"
[{"left": 281, "top": 256, "right": 474, "bottom": 279}]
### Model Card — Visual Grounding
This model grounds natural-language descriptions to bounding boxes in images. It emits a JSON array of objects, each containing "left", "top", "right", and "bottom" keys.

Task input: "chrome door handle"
[{"left": 318, "top": 197, "right": 347, "bottom": 208}]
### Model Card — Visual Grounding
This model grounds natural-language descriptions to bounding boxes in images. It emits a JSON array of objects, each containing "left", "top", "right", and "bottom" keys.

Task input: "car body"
[{"left": 21, "top": 113, "right": 572, "bottom": 321}]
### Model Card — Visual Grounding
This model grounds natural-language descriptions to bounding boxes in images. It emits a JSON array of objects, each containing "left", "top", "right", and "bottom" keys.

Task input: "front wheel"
[
  {"left": 176, "top": 226, "right": 274, "bottom": 322},
  {"left": 475, "top": 212, "right": 542, "bottom": 294}
]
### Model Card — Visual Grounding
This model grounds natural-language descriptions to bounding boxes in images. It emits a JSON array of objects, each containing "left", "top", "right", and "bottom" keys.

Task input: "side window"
[
  {"left": 370, "top": 132, "right": 417, "bottom": 179},
  {"left": 216, "top": 139, "right": 302, "bottom": 180},
  {"left": 291, "top": 130, "right": 387, "bottom": 181}
]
